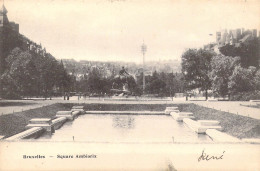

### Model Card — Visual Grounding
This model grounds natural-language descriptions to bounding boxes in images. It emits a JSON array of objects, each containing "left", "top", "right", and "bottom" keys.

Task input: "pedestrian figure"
[{"left": 67, "top": 92, "right": 70, "bottom": 100}]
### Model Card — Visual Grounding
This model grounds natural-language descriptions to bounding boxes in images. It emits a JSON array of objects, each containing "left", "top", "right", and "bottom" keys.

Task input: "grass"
[
  {"left": 0, "top": 103, "right": 259, "bottom": 139},
  {"left": 0, "top": 102, "right": 36, "bottom": 107},
  {"left": 0, "top": 103, "right": 71, "bottom": 138},
  {"left": 178, "top": 104, "right": 260, "bottom": 139},
  {"left": 79, "top": 103, "right": 171, "bottom": 111}
]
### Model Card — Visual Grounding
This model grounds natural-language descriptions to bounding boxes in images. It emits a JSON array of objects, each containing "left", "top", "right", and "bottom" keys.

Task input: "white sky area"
[{"left": 3, "top": 0, "right": 260, "bottom": 64}]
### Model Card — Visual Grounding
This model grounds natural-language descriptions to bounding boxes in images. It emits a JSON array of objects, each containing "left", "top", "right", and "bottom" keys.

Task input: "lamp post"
[{"left": 141, "top": 41, "right": 147, "bottom": 94}]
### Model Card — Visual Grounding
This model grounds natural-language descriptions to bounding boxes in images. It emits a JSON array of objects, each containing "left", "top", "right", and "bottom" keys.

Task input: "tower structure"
[
  {"left": 0, "top": 4, "right": 19, "bottom": 74},
  {"left": 0, "top": 4, "right": 9, "bottom": 73}
]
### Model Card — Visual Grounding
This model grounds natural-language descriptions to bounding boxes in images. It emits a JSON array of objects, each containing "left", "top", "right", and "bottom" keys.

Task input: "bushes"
[{"left": 230, "top": 91, "right": 260, "bottom": 101}]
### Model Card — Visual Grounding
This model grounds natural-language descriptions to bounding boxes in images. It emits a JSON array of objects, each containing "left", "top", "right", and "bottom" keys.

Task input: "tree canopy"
[{"left": 181, "top": 48, "right": 215, "bottom": 99}]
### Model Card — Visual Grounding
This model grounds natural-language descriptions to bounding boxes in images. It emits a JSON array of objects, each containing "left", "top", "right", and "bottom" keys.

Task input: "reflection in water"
[
  {"left": 112, "top": 115, "right": 135, "bottom": 129},
  {"left": 37, "top": 114, "right": 213, "bottom": 143}
]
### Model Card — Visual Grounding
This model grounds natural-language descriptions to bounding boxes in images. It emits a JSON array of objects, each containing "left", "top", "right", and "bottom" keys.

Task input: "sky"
[{"left": 3, "top": 0, "right": 260, "bottom": 63}]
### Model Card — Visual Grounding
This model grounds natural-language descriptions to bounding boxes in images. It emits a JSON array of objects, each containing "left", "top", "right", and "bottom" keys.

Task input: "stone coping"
[
  {"left": 56, "top": 111, "right": 72, "bottom": 115},
  {"left": 5, "top": 127, "right": 44, "bottom": 140},
  {"left": 249, "top": 100, "right": 260, "bottom": 102},
  {"left": 26, "top": 124, "right": 51, "bottom": 127},
  {"left": 178, "top": 112, "right": 193, "bottom": 116},
  {"left": 52, "top": 117, "right": 67, "bottom": 124},
  {"left": 72, "top": 111, "right": 81, "bottom": 115},
  {"left": 71, "top": 109, "right": 85, "bottom": 113},
  {"left": 169, "top": 110, "right": 180, "bottom": 113},
  {"left": 207, "top": 99, "right": 218, "bottom": 101},
  {"left": 85, "top": 111, "right": 166, "bottom": 115},
  {"left": 206, "top": 129, "right": 242, "bottom": 143},
  {"left": 173, "top": 116, "right": 195, "bottom": 122},
  {"left": 183, "top": 118, "right": 222, "bottom": 134},
  {"left": 198, "top": 120, "right": 220, "bottom": 126},
  {"left": 242, "top": 138, "right": 260, "bottom": 144}
]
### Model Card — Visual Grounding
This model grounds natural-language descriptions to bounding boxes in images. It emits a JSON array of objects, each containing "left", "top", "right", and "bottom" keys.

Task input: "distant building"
[{"left": 216, "top": 28, "right": 258, "bottom": 48}]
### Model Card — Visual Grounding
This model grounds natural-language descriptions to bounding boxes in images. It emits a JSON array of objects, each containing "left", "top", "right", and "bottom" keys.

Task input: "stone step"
[
  {"left": 178, "top": 112, "right": 193, "bottom": 116},
  {"left": 29, "top": 118, "right": 52, "bottom": 124},
  {"left": 71, "top": 108, "right": 85, "bottom": 113},
  {"left": 198, "top": 120, "right": 220, "bottom": 126},
  {"left": 173, "top": 115, "right": 195, "bottom": 122},
  {"left": 166, "top": 107, "right": 178, "bottom": 110},
  {"left": 72, "top": 106, "right": 84, "bottom": 109},
  {"left": 165, "top": 109, "right": 179, "bottom": 114},
  {"left": 169, "top": 110, "right": 180, "bottom": 114},
  {"left": 56, "top": 111, "right": 72, "bottom": 115}
]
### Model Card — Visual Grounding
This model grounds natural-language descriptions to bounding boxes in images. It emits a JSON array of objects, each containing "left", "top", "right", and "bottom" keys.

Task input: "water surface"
[{"left": 37, "top": 114, "right": 212, "bottom": 143}]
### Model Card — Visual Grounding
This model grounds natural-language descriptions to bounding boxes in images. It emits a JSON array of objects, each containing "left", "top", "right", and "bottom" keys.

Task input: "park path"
[
  {"left": 0, "top": 100, "right": 56, "bottom": 115},
  {"left": 193, "top": 101, "right": 260, "bottom": 120},
  {"left": 0, "top": 96, "right": 184, "bottom": 115}
]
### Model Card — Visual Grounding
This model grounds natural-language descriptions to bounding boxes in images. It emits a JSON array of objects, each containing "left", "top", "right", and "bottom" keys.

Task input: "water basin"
[{"left": 37, "top": 114, "right": 212, "bottom": 143}]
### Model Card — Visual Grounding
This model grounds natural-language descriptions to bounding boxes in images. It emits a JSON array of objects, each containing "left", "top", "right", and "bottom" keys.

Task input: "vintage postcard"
[{"left": 0, "top": 0, "right": 259, "bottom": 170}]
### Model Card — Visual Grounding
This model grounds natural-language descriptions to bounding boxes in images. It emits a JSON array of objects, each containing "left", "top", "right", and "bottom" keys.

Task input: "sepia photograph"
[{"left": 0, "top": 0, "right": 259, "bottom": 170}]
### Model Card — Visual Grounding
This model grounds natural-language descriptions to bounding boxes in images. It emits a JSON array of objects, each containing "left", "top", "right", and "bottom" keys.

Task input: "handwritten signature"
[{"left": 198, "top": 149, "right": 225, "bottom": 162}]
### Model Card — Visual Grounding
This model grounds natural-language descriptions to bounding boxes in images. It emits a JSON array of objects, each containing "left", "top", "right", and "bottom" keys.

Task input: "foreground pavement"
[{"left": 0, "top": 141, "right": 259, "bottom": 171}]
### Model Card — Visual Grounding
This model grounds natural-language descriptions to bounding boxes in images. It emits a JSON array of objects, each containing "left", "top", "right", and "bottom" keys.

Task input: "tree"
[
  {"left": 181, "top": 48, "right": 215, "bottom": 100},
  {"left": 210, "top": 55, "right": 240, "bottom": 98},
  {"left": 1, "top": 47, "right": 74, "bottom": 99},
  {"left": 1, "top": 48, "right": 38, "bottom": 98},
  {"left": 228, "top": 66, "right": 257, "bottom": 95},
  {"left": 254, "top": 69, "right": 260, "bottom": 90}
]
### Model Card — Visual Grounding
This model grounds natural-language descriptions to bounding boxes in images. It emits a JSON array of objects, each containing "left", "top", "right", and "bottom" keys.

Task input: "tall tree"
[
  {"left": 181, "top": 48, "right": 215, "bottom": 100},
  {"left": 210, "top": 55, "right": 240, "bottom": 98},
  {"left": 228, "top": 66, "right": 257, "bottom": 95}
]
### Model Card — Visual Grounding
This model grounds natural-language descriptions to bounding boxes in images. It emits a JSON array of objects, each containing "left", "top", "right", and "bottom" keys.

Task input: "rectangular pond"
[{"left": 37, "top": 114, "right": 212, "bottom": 143}]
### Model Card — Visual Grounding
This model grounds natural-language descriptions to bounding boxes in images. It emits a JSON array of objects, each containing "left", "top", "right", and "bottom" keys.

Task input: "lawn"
[
  {"left": 0, "top": 103, "right": 71, "bottom": 138},
  {"left": 178, "top": 103, "right": 260, "bottom": 139}
]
